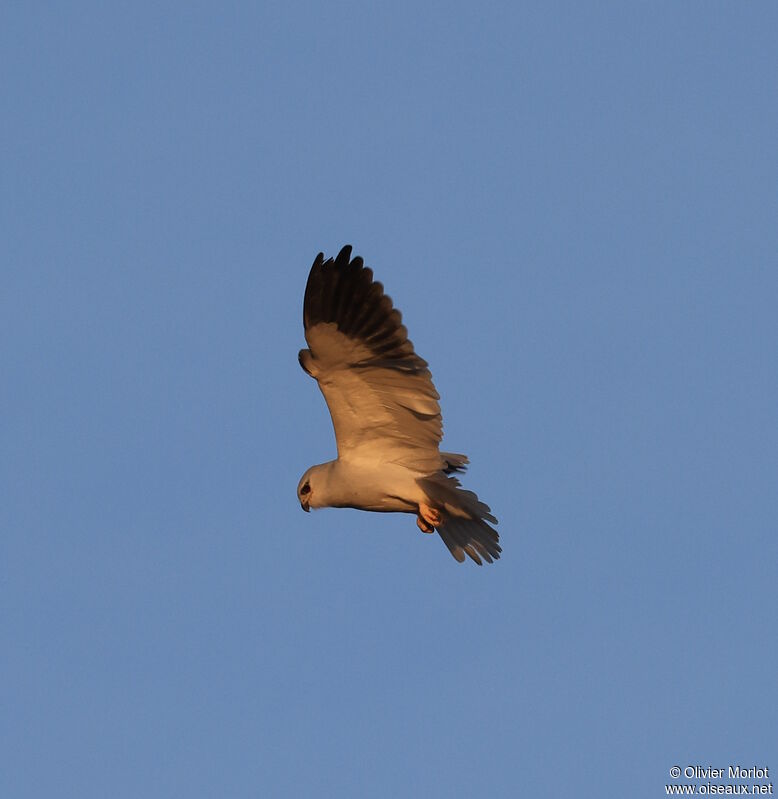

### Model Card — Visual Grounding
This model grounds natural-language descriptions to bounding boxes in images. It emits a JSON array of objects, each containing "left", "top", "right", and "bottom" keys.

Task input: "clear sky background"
[{"left": 2, "top": 3, "right": 776, "bottom": 797}]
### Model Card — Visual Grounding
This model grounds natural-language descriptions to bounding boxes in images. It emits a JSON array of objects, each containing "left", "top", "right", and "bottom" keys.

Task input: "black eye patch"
[{"left": 300, "top": 483, "right": 311, "bottom": 495}]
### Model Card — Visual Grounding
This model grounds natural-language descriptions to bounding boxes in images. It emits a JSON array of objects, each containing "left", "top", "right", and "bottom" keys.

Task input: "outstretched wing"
[{"left": 299, "top": 245, "right": 444, "bottom": 472}]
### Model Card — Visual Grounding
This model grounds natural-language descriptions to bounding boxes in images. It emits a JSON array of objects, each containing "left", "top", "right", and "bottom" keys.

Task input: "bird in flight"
[{"left": 297, "top": 246, "right": 501, "bottom": 565}]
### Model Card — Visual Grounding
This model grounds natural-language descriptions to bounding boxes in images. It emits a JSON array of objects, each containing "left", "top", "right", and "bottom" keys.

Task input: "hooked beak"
[{"left": 300, "top": 499, "right": 310, "bottom": 513}]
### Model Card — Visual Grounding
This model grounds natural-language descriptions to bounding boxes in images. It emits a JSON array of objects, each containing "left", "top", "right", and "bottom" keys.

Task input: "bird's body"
[
  {"left": 297, "top": 245, "right": 501, "bottom": 565},
  {"left": 299, "top": 459, "right": 422, "bottom": 513}
]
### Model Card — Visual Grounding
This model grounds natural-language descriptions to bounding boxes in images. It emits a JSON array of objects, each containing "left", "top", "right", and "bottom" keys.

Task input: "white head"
[{"left": 297, "top": 464, "right": 327, "bottom": 512}]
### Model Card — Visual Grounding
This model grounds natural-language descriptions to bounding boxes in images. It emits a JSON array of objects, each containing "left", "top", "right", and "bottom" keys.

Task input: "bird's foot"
[
  {"left": 417, "top": 515, "right": 434, "bottom": 533},
  {"left": 417, "top": 502, "right": 442, "bottom": 533}
]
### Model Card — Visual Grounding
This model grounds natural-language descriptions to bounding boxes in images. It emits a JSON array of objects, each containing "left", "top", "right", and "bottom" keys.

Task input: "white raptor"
[{"left": 296, "top": 246, "right": 501, "bottom": 565}]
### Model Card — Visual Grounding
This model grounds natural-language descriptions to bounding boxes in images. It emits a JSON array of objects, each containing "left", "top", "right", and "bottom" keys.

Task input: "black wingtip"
[
  {"left": 303, "top": 245, "right": 431, "bottom": 373},
  {"left": 335, "top": 244, "right": 353, "bottom": 265}
]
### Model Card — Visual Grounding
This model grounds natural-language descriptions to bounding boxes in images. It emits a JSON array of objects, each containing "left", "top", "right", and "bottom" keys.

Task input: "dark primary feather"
[
  {"left": 300, "top": 246, "right": 444, "bottom": 460},
  {"left": 303, "top": 245, "right": 428, "bottom": 374}
]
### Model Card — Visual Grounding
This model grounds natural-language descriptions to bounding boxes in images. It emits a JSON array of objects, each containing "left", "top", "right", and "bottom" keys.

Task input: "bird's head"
[{"left": 296, "top": 466, "right": 318, "bottom": 512}]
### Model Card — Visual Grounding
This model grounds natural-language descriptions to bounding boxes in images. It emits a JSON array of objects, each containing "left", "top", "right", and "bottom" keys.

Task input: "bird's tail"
[{"left": 417, "top": 473, "right": 501, "bottom": 565}]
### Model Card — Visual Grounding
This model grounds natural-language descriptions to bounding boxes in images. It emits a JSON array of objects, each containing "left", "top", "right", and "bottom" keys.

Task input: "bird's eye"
[{"left": 300, "top": 483, "right": 311, "bottom": 495}]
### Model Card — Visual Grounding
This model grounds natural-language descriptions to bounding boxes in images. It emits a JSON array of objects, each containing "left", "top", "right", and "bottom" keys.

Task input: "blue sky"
[{"left": 2, "top": 3, "right": 776, "bottom": 797}]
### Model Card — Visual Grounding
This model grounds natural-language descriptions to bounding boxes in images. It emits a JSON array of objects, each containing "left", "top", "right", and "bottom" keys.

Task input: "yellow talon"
[{"left": 418, "top": 501, "right": 442, "bottom": 529}]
